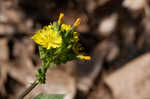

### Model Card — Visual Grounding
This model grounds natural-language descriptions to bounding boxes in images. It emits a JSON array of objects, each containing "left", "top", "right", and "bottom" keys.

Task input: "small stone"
[
  {"left": 8, "top": 38, "right": 36, "bottom": 84},
  {"left": 88, "top": 82, "right": 112, "bottom": 99},
  {"left": 98, "top": 13, "right": 118, "bottom": 37},
  {"left": 0, "top": 24, "right": 15, "bottom": 35},
  {"left": 0, "top": 38, "right": 9, "bottom": 61},
  {"left": 0, "top": 62, "right": 8, "bottom": 95},
  {"left": 86, "top": 0, "right": 109, "bottom": 13},
  {"left": 105, "top": 53, "right": 150, "bottom": 99},
  {"left": 123, "top": 0, "right": 146, "bottom": 11}
]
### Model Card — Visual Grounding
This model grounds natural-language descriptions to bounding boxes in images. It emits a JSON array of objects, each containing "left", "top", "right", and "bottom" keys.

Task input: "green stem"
[
  {"left": 18, "top": 62, "right": 55, "bottom": 99},
  {"left": 17, "top": 80, "right": 39, "bottom": 99}
]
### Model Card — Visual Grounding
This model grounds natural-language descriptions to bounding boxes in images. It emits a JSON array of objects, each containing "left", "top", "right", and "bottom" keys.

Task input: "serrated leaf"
[{"left": 30, "top": 93, "right": 65, "bottom": 99}]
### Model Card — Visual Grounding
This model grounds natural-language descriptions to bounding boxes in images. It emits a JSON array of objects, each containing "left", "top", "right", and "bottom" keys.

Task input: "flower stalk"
[
  {"left": 18, "top": 13, "right": 91, "bottom": 99},
  {"left": 17, "top": 80, "right": 39, "bottom": 99}
]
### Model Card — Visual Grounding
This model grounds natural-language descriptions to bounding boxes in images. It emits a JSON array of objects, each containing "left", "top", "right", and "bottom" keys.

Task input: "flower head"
[
  {"left": 61, "top": 24, "right": 71, "bottom": 31},
  {"left": 31, "top": 13, "right": 91, "bottom": 64},
  {"left": 31, "top": 13, "right": 91, "bottom": 84},
  {"left": 32, "top": 13, "right": 91, "bottom": 84},
  {"left": 31, "top": 24, "right": 62, "bottom": 49}
]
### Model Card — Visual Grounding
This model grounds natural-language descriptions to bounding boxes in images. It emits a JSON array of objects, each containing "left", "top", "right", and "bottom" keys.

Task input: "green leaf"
[{"left": 30, "top": 93, "right": 65, "bottom": 99}]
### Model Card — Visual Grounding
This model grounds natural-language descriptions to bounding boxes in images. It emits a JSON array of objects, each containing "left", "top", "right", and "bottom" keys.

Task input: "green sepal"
[
  {"left": 36, "top": 68, "right": 46, "bottom": 84},
  {"left": 53, "top": 22, "right": 59, "bottom": 31},
  {"left": 39, "top": 46, "right": 47, "bottom": 59}
]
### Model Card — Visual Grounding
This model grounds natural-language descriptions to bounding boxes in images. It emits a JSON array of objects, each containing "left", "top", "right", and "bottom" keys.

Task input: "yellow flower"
[
  {"left": 73, "top": 32, "right": 79, "bottom": 42},
  {"left": 58, "top": 13, "right": 64, "bottom": 25},
  {"left": 77, "top": 55, "right": 91, "bottom": 60},
  {"left": 73, "top": 18, "right": 81, "bottom": 27},
  {"left": 31, "top": 25, "right": 62, "bottom": 49},
  {"left": 61, "top": 24, "right": 71, "bottom": 31},
  {"left": 31, "top": 13, "right": 91, "bottom": 61}
]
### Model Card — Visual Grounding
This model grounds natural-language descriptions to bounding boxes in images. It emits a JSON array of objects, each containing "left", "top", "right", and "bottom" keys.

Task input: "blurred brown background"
[{"left": 0, "top": 0, "right": 150, "bottom": 99}]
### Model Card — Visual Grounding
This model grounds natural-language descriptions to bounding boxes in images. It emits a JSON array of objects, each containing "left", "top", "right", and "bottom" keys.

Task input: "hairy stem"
[{"left": 18, "top": 80, "right": 39, "bottom": 99}]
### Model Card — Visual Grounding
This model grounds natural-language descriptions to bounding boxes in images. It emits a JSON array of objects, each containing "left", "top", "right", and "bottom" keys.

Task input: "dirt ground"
[{"left": 0, "top": 0, "right": 150, "bottom": 99}]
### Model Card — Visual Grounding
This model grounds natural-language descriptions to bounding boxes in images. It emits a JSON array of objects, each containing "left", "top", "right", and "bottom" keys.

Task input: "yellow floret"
[
  {"left": 73, "top": 32, "right": 79, "bottom": 42},
  {"left": 31, "top": 26, "right": 62, "bottom": 49},
  {"left": 77, "top": 55, "right": 91, "bottom": 60},
  {"left": 73, "top": 18, "right": 81, "bottom": 27},
  {"left": 47, "top": 24, "right": 53, "bottom": 29},
  {"left": 61, "top": 24, "right": 71, "bottom": 31},
  {"left": 58, "top": 13, "right": 64, "bottom": 25}
]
